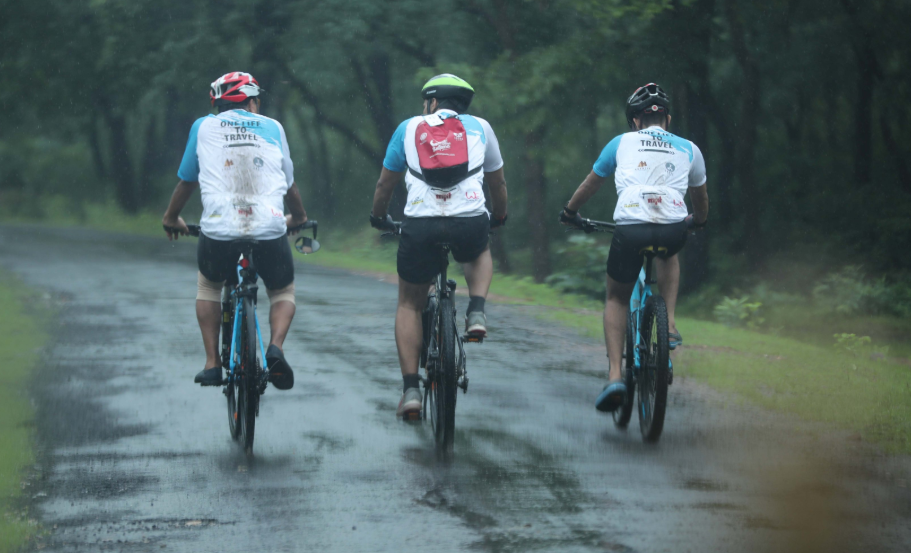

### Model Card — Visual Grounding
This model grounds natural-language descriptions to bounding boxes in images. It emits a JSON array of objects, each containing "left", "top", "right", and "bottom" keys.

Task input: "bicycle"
[
  {"left": 572, "top": 217, "right": 692, "bottom": 443},
  {"left": 383, "top": 222, "right": 474, "bottom": 455},
  {"left": 180, "top": 221, "right": 319, "bottom": 454}
]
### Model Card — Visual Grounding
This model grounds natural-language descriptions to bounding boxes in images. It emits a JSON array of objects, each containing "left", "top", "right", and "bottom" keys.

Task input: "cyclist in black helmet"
[
  {"left": 369, "top": 74, "right": 508, "bottom": 420},
  {"left": 559, "top": 83, "right": 709, "bottom": 412}
]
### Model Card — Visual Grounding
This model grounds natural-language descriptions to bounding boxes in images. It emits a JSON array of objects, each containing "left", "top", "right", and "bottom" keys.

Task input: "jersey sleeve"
[
  {"left": 176, "top": 117, "right": 204, "bottom": 181},
  {"left": 592, "top": 135, "right": 623, "bottom": 178},
  {"left": 688, "top": 142, "right": 707, "bottom": 187},
  {"left": 279, "top": 122, "right": 294, "bottom": 188},
  {"left": 479, "top": 118, "right": 504, "bottom": 172},
  {"left": 382, "top": 119, "right": 410, "bottom": 172}
]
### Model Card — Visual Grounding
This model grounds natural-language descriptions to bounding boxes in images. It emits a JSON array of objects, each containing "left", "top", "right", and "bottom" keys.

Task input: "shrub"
[
  {"left": 813, "top": 266, "right": 911, "bottom": 318},
  {"left": 545, "top": 235, "right": 611, "bottom": 299},
  {"left": 713, "top": 296, "right": 764, "bottom": 328}
]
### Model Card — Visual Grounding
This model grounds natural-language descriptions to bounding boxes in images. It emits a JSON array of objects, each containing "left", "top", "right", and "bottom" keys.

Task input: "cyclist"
[
  {"left": 369, "top": 74, "right": 508, "bottom": 420},
  {"left": 560, "top": 83, "right": 709, "bottom": 412},
  {"left": 161, "top": 71, "right": 309, "bottom": 391}
]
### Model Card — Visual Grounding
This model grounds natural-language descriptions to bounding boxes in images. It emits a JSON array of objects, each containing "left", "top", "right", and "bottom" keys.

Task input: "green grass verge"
[
  {"left": 0, "top": 195, "right": 170, "bottom": 239},
  {"left": 0, "top": 273, "right": 48, "bottom": 551}
]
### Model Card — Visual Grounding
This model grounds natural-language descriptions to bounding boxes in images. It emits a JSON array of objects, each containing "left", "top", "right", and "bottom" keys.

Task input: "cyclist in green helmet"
[{"left": 370, "top": 74, "right": 508, "bottom": 420}]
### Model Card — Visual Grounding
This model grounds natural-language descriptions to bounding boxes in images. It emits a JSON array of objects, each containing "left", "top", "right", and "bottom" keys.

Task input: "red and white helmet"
[{"left": 209, "top": 72, "right": 263, "bottom": 106}]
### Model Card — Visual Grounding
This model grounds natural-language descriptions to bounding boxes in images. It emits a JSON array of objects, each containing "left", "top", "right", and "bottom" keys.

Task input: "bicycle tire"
[
  {"left": 638, "top": 295, "right": 669, "bottom": 442},
  {"left": 240, "top": 296, "right": 258, "bottom": 454},
  {"left": 436, "top": 296, "right": 458, "bottom": 453},
  {"left": 613, "top": 308, "right": 637, "bottom": 429},
  {"left": 223, "top": 297, "right": 241, "bottom": 441}
]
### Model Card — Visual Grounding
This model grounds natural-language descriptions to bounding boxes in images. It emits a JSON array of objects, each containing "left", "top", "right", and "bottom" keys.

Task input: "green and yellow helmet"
[{"left": 421, "top": 74, "right": 475, "bottom": 108}]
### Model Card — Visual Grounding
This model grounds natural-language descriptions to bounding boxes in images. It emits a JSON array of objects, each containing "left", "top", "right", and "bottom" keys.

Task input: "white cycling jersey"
[
  {"left": 177, "top": 109, "right": 294, "bottom": 241},
  {"left": 383, "top": 109, "right": 504, "bottom": 218},
  {"left": 593, "top": 125, "right": 706, "bottom": 225}
]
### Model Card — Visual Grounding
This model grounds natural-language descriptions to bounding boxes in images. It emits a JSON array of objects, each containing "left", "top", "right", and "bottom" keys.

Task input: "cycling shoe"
[
  {"left": 397, "top": 387, "right": 422, "bottom": 421},
  {"left": 595, "top": 380, "right": 627, "bottom": 412},
  {"left": 669, "top": 331, "right": 683, "bottom": 350},
  {"left": 195, "top": 367, "right": 222, "bottom": 386},
  {"left": 465, "top": 311, "right": 487, "bottom": 337},
  {"left": 266, "top": 345, "right": 295, "bottom": 390}
]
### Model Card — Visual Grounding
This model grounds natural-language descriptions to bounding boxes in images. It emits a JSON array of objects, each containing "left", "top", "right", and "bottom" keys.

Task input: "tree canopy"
[{"left": 3, "top": 0, "right": 910, "bottom": 288}]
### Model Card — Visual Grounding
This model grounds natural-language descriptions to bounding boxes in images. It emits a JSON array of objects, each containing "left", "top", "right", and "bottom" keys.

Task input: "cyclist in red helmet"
[{"left": 162, "top": 71, "right": 309, "bottom": 390}]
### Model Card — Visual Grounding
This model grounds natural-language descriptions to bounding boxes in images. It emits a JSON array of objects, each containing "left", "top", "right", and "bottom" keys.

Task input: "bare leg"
[
  {"left": 461, "top": 247, "right": 493, "bottom": 298},
  {"left": 395, "top": 279, "right": 432, "bottom": 377},
  {"left": 655, "top": 254, "right": 680, "bottom": 334},
  {"left": 269, "top": 301, "right": 296, "bottom": 348},
  {"left": 196, "top": 300, "right": 222, "bottom": 369},
  {"left": 604, "top": 276, "right": 635, "bottom": 382}
]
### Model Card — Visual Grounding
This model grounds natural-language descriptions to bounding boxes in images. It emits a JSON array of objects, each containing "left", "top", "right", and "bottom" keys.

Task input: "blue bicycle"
[
  {"left": 185, "top": 222, "right": 319, "bottom": 454},
  {"left": 577, "top": 218, "right": 678, "bottom": 443}
]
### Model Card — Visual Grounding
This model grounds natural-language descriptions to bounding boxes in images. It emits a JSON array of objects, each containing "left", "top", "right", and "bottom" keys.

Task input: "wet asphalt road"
[{"left": 2, "top": 225, "right": 910, "bottom": 553}]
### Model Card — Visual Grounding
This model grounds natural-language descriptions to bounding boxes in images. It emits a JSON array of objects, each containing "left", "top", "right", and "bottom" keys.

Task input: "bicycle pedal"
[
  {"left": 402, "top": 411, "right": 422, "bottom": 422},
  {"left": 462, "top": 334, "right": 484, "bottom": 343}
]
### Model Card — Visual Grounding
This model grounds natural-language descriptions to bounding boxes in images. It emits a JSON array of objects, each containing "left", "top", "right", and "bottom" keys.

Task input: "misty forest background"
[{"left": 3, "top": 0, "right": 911, "bottom": 317}]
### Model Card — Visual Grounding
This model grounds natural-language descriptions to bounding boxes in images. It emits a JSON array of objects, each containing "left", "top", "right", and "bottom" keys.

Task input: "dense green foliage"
[{"left": 3, "top": 0, "right": 911, "bottom": 290}]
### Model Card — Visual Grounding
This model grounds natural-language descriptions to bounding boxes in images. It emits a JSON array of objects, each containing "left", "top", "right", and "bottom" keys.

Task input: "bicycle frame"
[{"left": 226, "top": 259, "right": 269, "bottom": 386}]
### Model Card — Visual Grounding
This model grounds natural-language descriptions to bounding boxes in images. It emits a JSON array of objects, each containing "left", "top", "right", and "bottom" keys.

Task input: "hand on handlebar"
[
  {"left": 490, "top": 214, "right": 508, "bottom": 229},
  {"left": 685, "top": 214, "right": 707, "bottom": 232},
  {"left": 558, "top": 208, "right": 592, "bottom": 233},
  {"left": 286, "top": 214, "right": 309, "bottom": 235},
  {"left": 162, "top": 215, "right": 189, "bottom": 241},
  {"left": 370, "top": 213, "right": 398, "bottom": 232}
]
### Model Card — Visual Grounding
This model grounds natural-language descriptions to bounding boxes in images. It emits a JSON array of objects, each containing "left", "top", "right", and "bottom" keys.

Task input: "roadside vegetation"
[{"left": 0, "top": 273, "right": 48, "bottom": 551}]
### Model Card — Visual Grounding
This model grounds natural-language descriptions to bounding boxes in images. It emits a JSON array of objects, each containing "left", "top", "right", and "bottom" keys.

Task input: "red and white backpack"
[{"left": 410, "top": 114, "right": 480, "bottom": 188}]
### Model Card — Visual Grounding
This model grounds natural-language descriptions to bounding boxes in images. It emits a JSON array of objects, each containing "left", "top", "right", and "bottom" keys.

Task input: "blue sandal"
[{"left": 595, "top": 380, "right": 627, "bottom": 412}]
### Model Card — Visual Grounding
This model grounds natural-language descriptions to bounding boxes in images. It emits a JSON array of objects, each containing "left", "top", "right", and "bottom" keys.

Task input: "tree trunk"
[
  {"left": 724, "top": 0, "right": 763, "bottom": 263},
  {"left": 525, "top": 128, "right": 551, "bottom": 282},
  {"left": 106, "top": 113, "right": 138, "bottom": 214},
  {"left": 679, "top": 0, "right": 713, "bottom": 293}
]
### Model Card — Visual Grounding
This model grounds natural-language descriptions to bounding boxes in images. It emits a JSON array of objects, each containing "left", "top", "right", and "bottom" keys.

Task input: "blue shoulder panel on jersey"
[
  {"left": 218, "top": 110, "right": 282, "bottom": 150},
  {"left": 383, "top": 119, "right": 410, "bottom": 172},
  {"left": 593, "top": 135, "right": 623, "bottom": 177},
  {"left": 454, "top": 114, "right": 486, "bottom": 145},
  {"left": 177, "top": 117, "right": 205, "bottom": 181}
]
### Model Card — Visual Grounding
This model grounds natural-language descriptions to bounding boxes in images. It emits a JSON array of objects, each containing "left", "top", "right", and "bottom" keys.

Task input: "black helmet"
[
  {"left": 625, "top": 83, "right": 670, "bottom": 129},
  {"left": 421, "top": 74, "right": 475, "bottom": 109}
]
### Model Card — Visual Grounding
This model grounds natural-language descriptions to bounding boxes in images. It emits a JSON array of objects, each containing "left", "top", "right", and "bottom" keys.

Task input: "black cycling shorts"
[
  {"left": 397, "top": 215, "right": 490, "bottom": 284},
  {"left": 606, "top": 221, "right": 688, "bottom": 284},
  {"left": 197, "top": 233, "right": 294, "bottom": 290}
]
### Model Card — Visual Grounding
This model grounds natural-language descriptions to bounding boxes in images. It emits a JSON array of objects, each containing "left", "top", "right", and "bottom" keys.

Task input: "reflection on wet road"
[{"left": 2, "top": 226, "right": 909, "bottom": 552}]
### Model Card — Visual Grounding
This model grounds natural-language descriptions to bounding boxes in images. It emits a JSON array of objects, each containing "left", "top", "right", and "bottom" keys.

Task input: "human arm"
[
  {"left": 484, "top": 167, "right": 507, "bottom": 222},
  {"left": 565, "top": 171, "right": 606, "bottom": 214},
  {"left": 688, "top": 183, "right": 709, "bottom": 227},
  {"left": 284, "top": 183, "right": 308, "bottom": 234},
  {"left": 371, "top": 168, "right": 405, "bottom": 221},
  {"left": 161, "top": 180, "right": 198, "bottom": 240}
]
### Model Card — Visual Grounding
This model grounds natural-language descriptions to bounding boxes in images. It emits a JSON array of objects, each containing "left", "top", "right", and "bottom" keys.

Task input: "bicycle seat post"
[{"left": 643, "top": 251, "right": 658, "bottom": 286}]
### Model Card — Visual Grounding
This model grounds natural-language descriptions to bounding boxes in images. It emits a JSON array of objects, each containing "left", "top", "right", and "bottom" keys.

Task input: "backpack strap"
[{"left": 409, "top": 165, "right": 481, "bottom": 184}]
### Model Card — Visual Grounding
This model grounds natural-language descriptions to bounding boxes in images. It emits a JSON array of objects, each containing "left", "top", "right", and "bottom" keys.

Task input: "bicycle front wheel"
[
  {"left": 434, "top": 296, "right": 458, "bottom": 453},
  {"left": 638, "top": 295, "right": 669, "bottom": 442},
  {"left": 239, "top": 296, "right": 258, "bottom": 454},
  {"left": 224, "top": 299, "right": 240, "bottom": 441}
]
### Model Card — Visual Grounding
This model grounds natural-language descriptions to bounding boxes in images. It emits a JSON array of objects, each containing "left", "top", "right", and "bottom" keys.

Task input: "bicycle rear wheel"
[
  {"left": 613, "top": 308, "right": 637, "bottom": 429},
  {"left": 434, "top": 296, "right": 458, "bottom": 453},
  {"left": 638, "top": 295, "right": 669, "bottom": 442},
  {"left": 239, "top": 296, "right": 258, "bottom": 454}
]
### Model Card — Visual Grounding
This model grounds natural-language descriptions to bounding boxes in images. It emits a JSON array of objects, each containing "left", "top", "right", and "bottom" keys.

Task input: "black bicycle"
[
  {"left": 180, "top": 222, "right": 319, "bottom": 454},
  {"left": 384, "top": 223, "right": 473, "bottom": 454}
]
